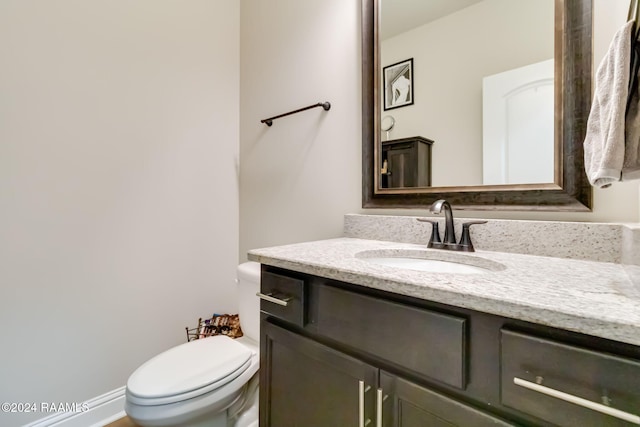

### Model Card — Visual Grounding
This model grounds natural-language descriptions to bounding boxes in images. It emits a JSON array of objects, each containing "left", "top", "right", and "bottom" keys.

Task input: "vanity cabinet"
[
  {"left": 259, "top": 266, "right": 640, "bottom": 427},
  {"left": 381, "top": 136, "right": 433, "bottom": 188}
]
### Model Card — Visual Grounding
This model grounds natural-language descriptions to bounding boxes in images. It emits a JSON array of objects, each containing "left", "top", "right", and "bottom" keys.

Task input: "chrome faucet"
[{"left": 417, "top": 199, "right": 487, "bottom": 252}]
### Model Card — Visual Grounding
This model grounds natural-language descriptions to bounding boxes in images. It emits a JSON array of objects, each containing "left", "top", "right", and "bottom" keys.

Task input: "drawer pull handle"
[
  {"left": 256, "top": 292, "right": 291, "bottom": 306},
  {"left": 514, "top": 377, "right": 640, "bottom": 425}
]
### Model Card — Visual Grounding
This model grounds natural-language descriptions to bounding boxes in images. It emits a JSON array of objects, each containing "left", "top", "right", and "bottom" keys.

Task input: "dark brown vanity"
[{"left": 259, "top": 266, "right": 640, "bottom": 426}]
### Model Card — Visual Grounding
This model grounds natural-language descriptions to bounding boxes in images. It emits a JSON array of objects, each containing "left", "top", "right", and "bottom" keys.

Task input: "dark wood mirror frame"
[{"left": 362, "top": 0, "right": 593, "bottom": 211}]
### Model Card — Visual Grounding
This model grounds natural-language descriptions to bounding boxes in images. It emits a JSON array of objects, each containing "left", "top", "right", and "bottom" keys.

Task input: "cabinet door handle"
[
  {"left": 358, "top": 381, "right": 372, "bottom": 427},
  {"left": 256, "top": 292, "right": 291, "bottom": 306},
  {"left": 359, "top": 380, "right": 365, "bottom": 427},
  {"left": 376, "top": 388, "right": 383, "bottom": 427},
  {"left": 514, "top": 377, "right": 640, "bottom": 425}
]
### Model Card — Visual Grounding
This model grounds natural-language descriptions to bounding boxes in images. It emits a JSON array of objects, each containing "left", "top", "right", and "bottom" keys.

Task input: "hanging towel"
[
  {"left": 624, "top": 60, "right": 640, "bottom": 180},
  {"left": 584, "top": 20, "right": 634, "bottom": 188}
]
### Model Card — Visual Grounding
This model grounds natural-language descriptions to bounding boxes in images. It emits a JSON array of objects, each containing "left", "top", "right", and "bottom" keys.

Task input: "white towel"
[
  {"left": 624, "top": 55, "right": 640, "bottom": 181},
  {"left": 584, "top": 20, "right": 634, "bottom": 188}
]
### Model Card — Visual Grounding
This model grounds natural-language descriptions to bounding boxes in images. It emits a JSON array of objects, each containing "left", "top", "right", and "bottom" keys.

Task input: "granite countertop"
[{"left": 248, "top": 237, "right": 640, "bottom": 346}]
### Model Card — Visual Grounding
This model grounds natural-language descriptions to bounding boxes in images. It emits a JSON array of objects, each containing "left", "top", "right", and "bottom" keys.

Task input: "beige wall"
[
  {"left": 239, "top": 0, "right": 363, "bottom": 259},
  {"left": 0, "top": 1, "right": 239, "bottom": 425}
]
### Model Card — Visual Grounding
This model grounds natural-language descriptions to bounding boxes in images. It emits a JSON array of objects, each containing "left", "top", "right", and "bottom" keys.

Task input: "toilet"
[{"left": 124, "top": 262, "right": 261, "bottom": 427}]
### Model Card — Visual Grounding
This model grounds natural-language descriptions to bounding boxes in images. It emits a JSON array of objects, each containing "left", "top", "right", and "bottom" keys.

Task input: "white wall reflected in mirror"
[{"left": 380, "top": 0, "right": 554, "bottom": 187}]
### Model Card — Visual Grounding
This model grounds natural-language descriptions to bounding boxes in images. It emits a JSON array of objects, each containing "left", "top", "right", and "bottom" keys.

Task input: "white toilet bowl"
[{"left": 124, "top": 262, "right": 261, "bottom": 427}]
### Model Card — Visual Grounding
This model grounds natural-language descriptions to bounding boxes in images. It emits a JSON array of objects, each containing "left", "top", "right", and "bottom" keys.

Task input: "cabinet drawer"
[
  {"left": 501, "top": 329, "right": 640, "bottom": 426},
  {"left": 259, "top": 271, "right": 307, "bottom": 327},
  {"left": 315, "top": 284, "right": 467, "bottom": 389}
]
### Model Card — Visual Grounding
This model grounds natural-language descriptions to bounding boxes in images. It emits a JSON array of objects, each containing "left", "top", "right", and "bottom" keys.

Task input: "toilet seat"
[{"left": 127, "top": 335, "right": 255, "bottom": 406}]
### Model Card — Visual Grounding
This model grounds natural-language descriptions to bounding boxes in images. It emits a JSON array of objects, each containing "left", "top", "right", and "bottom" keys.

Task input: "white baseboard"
[{"left": 24, "top": 386, "right": 126, "bottom": 427}]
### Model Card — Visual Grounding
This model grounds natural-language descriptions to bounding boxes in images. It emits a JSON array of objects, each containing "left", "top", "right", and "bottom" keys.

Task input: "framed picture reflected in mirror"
[{"left": 383, "top": 58, "right": 414, "bottom": 110}]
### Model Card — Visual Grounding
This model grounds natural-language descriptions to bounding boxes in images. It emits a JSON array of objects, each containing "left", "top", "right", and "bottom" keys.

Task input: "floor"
[{"left": 105, "top": 416, "right": 139, "bottom": 427}]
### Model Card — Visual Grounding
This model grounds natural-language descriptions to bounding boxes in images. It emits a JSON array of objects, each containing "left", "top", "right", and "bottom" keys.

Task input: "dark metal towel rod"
[{"left": 261, "top": 102, "right": 331, "bottom": 126}]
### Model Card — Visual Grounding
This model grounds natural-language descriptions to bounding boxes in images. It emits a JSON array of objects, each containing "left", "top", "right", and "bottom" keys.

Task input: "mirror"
[{"left": 362, "top": 0, "right": 593, "bottom": 211}]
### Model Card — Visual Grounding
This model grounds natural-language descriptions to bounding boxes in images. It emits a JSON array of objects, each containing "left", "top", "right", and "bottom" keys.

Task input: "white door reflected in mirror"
[{"left": 482, "top": 59, "right": 555, "bottom": 185}]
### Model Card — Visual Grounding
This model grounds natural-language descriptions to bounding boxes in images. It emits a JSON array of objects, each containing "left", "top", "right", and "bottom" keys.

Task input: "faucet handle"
[
  {"left": 416, "top": 218, "right": 442, "bottom": 248},
  {"left": 458, "top": 221, "right": 487, "bottom": 252}
]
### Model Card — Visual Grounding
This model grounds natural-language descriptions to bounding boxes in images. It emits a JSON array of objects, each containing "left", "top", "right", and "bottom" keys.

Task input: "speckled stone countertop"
[{"left": 248, "top": 237, "right": 640, "bottom": 346}]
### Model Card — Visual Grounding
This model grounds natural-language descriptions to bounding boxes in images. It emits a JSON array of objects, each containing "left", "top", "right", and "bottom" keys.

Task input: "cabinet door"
[
  {"left": 261, "top": 320, "right": 378, "bottom": 427},
  {"left": 380, "top": 371, "right": 514, "bottom": 427},
  {"left": 386, "top": 144, "right": 416, "bottom": 188}
]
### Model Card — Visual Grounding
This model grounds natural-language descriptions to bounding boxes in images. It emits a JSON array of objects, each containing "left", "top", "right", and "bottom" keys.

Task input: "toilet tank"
[{"left": 236, "top": 262, "right": 261, "bottom": 342}]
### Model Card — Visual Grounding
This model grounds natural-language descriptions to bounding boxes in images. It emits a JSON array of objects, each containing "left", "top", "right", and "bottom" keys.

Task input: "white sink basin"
[
  {"left": 364, "top": 257, "right": 490, "bottom": 274},
  {"left": 356, "top": 249, "right": 505, "bottom": 275}
]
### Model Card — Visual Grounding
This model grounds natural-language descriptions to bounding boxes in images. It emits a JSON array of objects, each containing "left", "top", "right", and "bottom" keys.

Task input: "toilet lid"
[{"left": 127, "top": 335, "right": 253, "bottom": 399}]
